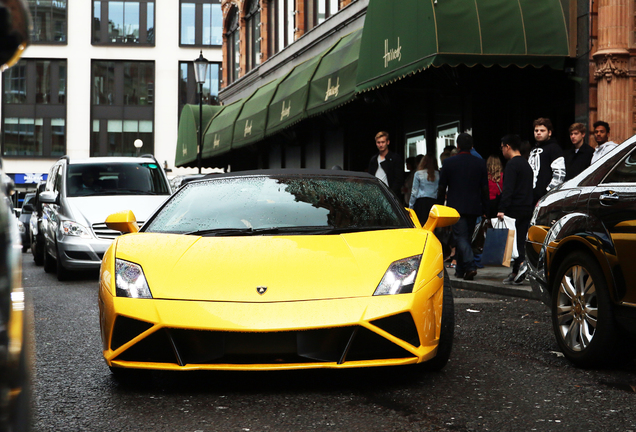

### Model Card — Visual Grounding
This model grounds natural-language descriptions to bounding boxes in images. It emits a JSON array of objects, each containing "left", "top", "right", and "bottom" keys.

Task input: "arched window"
[
  {"left": 226, "top": 6, "right": 240, "bottom": 84},
  {"left": 245, "top": 0, "right": 261, "bottom": 72}
]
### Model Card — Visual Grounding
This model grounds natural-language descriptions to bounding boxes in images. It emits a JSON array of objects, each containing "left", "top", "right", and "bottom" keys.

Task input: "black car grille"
[
  {"left": 110, "top": 314, "right": 420, "bottom": 366},
  {"left": 92, "top": 221, "right": 144, "bottom": 240}
]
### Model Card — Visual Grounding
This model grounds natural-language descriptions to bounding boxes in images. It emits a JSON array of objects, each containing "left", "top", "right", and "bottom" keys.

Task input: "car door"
[
  {"left": 589, "top": 146, "right": 636, "bottom": 304},
  {"left": 42, "top": 164, "right": 62, "bottom": 256}
]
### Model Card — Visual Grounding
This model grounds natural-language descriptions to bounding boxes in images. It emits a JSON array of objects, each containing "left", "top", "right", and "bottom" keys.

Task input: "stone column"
[{"left": 591, "top": 0, "right": 632, "bottom": 143}]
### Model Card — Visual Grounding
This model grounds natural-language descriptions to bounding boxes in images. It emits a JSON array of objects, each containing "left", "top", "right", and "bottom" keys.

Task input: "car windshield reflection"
[{"left": 144, "top": 175, "right": 408, "bottom": 234}]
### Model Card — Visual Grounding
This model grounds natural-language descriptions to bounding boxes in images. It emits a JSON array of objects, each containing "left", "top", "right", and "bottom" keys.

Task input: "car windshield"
[
  {"left": 144, "top": 175, "right": 409, "bottom": 235},
  {"left": 66, "top": 162, "right": 170, "bottom": 197}
]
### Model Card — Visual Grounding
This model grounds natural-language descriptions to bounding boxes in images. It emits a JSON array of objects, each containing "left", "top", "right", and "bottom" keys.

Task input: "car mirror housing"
[
  {"left": 422, "top": 205, "right": 460, "bottom": 231},
  {"left": 21, "top": 203, "right": 33, "bottom": 213},
  {"left": 38, "top": 191, "right": 57, "bottom": 204},
  {"left": 105, "top": 210, "right": 140, "bottom": 234}
]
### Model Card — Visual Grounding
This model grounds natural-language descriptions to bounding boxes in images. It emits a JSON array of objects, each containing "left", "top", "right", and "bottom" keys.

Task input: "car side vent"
[
  {"left": 370, "top": 312, "right": 421, "bottom": 347},
  {"left": 111, "top": 316, "right": 154, "bottom": 351}
]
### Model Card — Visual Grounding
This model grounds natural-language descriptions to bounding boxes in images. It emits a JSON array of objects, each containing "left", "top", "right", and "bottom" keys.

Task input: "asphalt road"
[{"left": 22, "top": 253, "right": 636, "bottom": 432}]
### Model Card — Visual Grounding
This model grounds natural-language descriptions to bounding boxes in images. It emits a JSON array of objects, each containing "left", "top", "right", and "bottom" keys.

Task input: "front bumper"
[
  {"left": 99, "top": 277, "right": 446, "bottom": 371},
  {"left": 58, "top": 235, "right": 113, "bottom": 270}
]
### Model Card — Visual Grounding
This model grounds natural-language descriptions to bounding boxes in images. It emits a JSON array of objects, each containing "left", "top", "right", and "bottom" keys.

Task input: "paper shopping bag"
[
  {"left": 501, "top": 228, "right": 515, "bottom": 267},
  {"left": 481, "top": 226, "right": 515, "bottom": 267}
]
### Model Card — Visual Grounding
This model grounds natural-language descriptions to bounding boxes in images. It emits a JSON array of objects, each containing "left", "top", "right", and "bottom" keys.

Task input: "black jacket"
[
  {"left": 528, "top": 138, "right": 565, "bottom": 204},
  {"left": 564, "top": 142, "right": 594, "bottom": 180},
  {"left": 499, "top": 155, "right": 534, "bottom": 219},
  {"left": 368, "top": 150, "right": 404, "bottom": 198},
  {"left": 437, "top": 152, "right": 489, "bottom": 216}
]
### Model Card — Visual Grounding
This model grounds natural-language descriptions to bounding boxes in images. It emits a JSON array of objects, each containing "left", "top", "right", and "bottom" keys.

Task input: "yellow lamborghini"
[{"left": 98, "top": 169, "right": 459, "bottom": 376}]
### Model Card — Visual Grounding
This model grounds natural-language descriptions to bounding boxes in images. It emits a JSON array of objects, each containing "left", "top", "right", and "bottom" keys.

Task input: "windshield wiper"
[
  {"left": 313, "top": 226, "right": 392, "bottom": 235},
  {"left": 184, "top": 227, "right": 281, "bottom": 237}
]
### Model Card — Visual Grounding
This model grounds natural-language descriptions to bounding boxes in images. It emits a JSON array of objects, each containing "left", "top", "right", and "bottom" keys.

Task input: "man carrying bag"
[{"left": 497, "top": 134, "right": 534, "bottom": 284}]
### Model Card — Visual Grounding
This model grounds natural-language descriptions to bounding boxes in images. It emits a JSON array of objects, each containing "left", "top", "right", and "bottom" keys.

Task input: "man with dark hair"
[
  {"left": 437, "top": 133, "right": 488, "bottom": 281},
  {"left": 527, "top": 117, "right": 565, "bottom": 205},
  {"left": 591, "top": 120, "right": 618, "bottom": 164},
  {"left": 498, "top": 134, "right": 533, "bottom": 284},
  {"left": 368, "top": 131, "right": 404, "bottom": 198},
  {"left": 564, "top": 123, "right": 593, "bottom": 180}
]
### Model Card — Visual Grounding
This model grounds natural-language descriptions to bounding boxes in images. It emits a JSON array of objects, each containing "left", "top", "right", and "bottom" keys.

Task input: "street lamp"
[
  {"left": 193, "top": 50, "right": 209, "bottom": 174},
  {"left": 134, "top": 139, "right": 143, "bottom": 156}
]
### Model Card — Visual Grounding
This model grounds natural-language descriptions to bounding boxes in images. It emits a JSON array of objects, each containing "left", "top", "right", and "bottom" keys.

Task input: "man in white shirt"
[
  {"left": 367, "top": 131, "right": 404, "bottom": 199},
  {"left": 591, "top": 121, "right": 618, "bottom": 164}
]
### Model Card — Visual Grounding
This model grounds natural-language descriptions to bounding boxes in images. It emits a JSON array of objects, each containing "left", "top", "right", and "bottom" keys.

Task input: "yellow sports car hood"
[{"left": 112, "top": 230, "right": 430, "bottom": 302}]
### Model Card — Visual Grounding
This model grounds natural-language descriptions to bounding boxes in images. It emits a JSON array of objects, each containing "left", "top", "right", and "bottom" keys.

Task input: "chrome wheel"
[{"left": 555, "top": 265, "right": 598, "bottom": 352}]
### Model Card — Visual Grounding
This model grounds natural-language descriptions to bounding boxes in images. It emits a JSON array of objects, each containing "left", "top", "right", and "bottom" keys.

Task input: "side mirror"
[
  {"left": 22, "top": 203, "right": 33, "bottom": 213},
  {"left": 0, "top": 0, "right": 31, "bottom": 71},
  {"left": 105, "top": 210, "right": 139, "bottom": 234},
  {"left": 39, "top": 190, "right": 57, "bottom": 204},
  {"left": 422, "top": 205, "right": 460, "bottom": 231}
]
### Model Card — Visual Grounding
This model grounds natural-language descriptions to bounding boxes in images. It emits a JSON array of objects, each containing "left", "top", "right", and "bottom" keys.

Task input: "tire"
[
  {"left": 420, "top": 269, "right": 455, "bottom": 371},
  {"left": 551, "top": 251, "right": 617, "bottom": 368},
  {"left": 56, "top": 244, "right": 70, "bottom": 281},
  {"left": 32, "top": 236, "right": 44, "bottom": 266},
  {"left": 43, "top": 242, "right": 55, "bottom": 273}
]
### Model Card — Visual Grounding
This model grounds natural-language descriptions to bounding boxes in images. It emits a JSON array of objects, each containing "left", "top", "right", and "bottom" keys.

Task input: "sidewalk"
[{"left": 447, "top": 265, "right": 539, "bottom": 300}]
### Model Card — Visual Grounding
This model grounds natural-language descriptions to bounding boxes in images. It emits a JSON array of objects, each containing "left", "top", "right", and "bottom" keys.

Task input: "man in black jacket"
[
  {"left": 437, "top": 133, "right": 488, "bottom": 281},
  {"left": 564, "top": 123, "right": 593, "bottom": 180},
  {"left": 527, "top": 118, "right": 565, "bottom": 205},
  {"left": 498, "top": 134, "right": 534, "bottom": 284},
  {"left": 368, "top": 131, "right": 404, "bottom": 199}
]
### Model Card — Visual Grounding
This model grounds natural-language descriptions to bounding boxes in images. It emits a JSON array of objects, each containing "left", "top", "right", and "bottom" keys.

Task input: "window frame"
[
  {"left": 90, "top": 60, "right": 155, "bottom": 157},
  {"left": 179, "top": 0, "right": 223, "bottom": 47},
  {"left": 92, "top": 0, "right": 156, "bottom": 46},
  {"left": 1, "top": 58, "right": 67, "bottom": 158},
  {"left": 28, "top": 0, "right": 68, "bottom": 45}
]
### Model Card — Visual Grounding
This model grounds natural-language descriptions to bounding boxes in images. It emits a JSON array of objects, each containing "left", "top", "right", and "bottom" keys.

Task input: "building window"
[
  {"left": 92, "top": 1, "right": 155, "bottom": 45},
  {"left": 1, "top": 58, "right": 67, "bottom": 157},
  {"left": 178, "top": 61, "right": 220, "bottom": 116},
  {"left": 268, "top": 0, "right": 293, "bottom": 56},
  {"left": 226, "top": 5, "right": 240, "bottom": 84},
  {"left": 245, "top": 0, "right": 261, "bottom": 73},
  {"left": 28, "top": 0, "right": 67, "bottom": 43},
  {"left": 91, "top": 61, "right": 154, "bottom": 156},
  {"left": 180, "top": 0, "right": 222, "bottom": 46},
  {"left": 305, "top": 0, "right": 339, "bottom": 30}
]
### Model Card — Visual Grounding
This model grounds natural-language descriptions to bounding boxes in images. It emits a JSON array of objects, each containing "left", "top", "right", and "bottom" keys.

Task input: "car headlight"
[
  {"left": 373, "top": 255, "right": 422, "bottom": 295},
  {"left": 115, "top": 259, "right": 152, "bottom": 298},
  {"left": 61, "top": 220, "right": 92, "bottom": 238}
]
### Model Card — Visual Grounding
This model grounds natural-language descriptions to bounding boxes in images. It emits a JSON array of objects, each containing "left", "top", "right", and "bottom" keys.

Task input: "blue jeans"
[{"left": 452, "top": 215, "right": 477, "bottom": 276}]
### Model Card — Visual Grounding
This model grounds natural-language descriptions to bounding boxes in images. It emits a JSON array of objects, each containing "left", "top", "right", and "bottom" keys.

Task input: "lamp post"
[
  {"left": 134, "top": 139, "right": 143, "bottom": 156},
  {"left": 193, "top": 50, "right": 209, "bottom": 174}
]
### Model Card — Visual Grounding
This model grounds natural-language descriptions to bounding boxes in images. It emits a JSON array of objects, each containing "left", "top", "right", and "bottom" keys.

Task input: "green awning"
[
  {"left": 232, "top": 76, "right": 286, "bottom": 149},
  {"left": 356, "top": 0, "right": 572, "bottom": 93},
  {"left": 266, "top": 54, "right": 323, "bottom": 136},
  {"left": 175, "top": 104, "right": 224, "bottom": 167},
  {"left": 306, "top": 28, "right": 362, "bottom": 117},
  {"left": 202, "top": 99, "right": 245, "bottom": 158}
]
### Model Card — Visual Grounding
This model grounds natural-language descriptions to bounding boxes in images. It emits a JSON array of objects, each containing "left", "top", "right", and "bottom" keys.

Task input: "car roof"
[
  {"left": 66, "top": 156, "right": 158, "bottom": 165},
  {"left": 198, "top": 169, "right": 376, "bottom": 181}
]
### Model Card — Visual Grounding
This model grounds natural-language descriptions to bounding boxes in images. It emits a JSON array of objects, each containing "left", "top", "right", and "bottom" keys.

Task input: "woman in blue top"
[{"left": 409, "top": 154, "right": 440, "bottom": 224}]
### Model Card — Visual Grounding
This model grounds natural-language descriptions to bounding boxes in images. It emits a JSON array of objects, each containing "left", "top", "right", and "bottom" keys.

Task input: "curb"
[{"left": 449, "top": 277, "right": 539, "bottom": 301}]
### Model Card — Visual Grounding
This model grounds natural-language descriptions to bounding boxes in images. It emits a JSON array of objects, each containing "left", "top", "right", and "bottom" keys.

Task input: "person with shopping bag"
[
  {"left": 497, "top": 134, "right": 534, "bottom": 284},
  {"left": 437, "top": 133, "right": 489, "bottom": 281}
]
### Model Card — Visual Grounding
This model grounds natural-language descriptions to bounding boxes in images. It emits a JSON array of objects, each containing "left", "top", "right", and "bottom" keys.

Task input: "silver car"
[{"left": 39, "top": 156, "right": 172, "bottom": 280}]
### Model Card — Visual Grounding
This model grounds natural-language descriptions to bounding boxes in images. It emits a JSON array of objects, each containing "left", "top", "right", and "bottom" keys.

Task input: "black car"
[
  {"left": 18, "top": 192, "right": 35, "bottom": 252},
  {"left": 526, "top": 134, "right": 636, "bottom": 367}
]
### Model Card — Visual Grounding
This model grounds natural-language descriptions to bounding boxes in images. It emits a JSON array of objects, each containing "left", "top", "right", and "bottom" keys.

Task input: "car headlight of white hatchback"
[
  {"left": 61, "top": 220, "right": 92, "bottom": 238},
  {"left": 115, "top": 259, "right": 152, "bottom": 298},
  {"left": 374, "top": 255, "right": 422, "bottom": 295}
]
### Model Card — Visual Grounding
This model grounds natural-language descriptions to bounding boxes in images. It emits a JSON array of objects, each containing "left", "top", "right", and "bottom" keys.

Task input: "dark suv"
[{"left": 526, "top": 134, "right": 636, "bottom": 367}]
